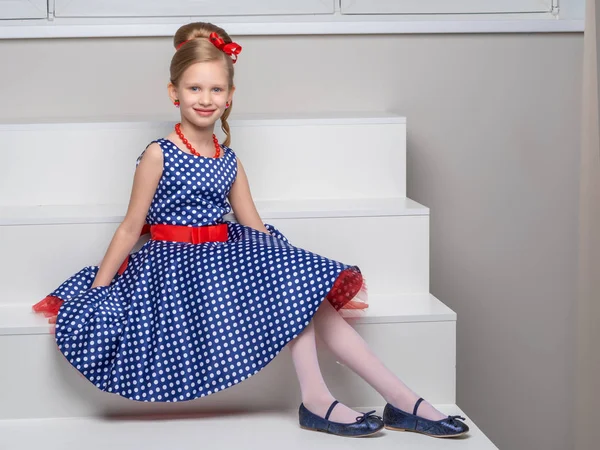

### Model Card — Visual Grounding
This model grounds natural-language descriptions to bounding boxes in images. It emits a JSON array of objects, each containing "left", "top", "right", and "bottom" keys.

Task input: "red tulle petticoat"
[
  {"left": 32, "top": 295, "right": 62, "bottom": 323},
  {"left": 326, "top": 267, "right": 369, "bottom": 311}
]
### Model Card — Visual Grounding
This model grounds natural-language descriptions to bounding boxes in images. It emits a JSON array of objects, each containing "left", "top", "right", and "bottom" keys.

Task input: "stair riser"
[
  {"left": 0, "top": 320, "right": 454, "bottom": 420},
  {"left": 1, "top": 121, "right": 407, "bottom": 205},
  {"left": 0, "top": 216, "right": 429, "bottom": 306}
]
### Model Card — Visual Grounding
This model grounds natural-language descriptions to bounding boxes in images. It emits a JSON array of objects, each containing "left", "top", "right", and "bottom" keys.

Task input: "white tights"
[{"left": 287, "top": 300, "right": 447, "bottom": 424}]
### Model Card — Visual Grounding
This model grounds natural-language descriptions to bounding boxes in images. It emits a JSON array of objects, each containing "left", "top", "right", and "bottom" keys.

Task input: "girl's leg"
[
  {"left": 287, "top": 319, "right": 369, "bottom": 423},
  {"left": 312, "top": 300, "right": 447, "bottom": 421}
]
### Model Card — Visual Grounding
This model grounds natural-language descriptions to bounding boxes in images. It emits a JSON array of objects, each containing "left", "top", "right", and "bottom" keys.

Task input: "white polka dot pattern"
[
  {"left": 48, "top": 139, "right": 361, "bottom": 402},
  {"left": 137, "top": 138, "right": 237, "bottom": 226}
]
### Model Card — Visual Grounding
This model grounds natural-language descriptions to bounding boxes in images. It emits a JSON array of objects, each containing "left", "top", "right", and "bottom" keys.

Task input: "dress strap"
[{"left": 136, "top": 139, "right": 167, "bottom": 167}]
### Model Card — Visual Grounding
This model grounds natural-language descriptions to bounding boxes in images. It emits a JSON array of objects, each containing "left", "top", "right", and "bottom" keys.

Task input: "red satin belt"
[
  {"left": 149, "top": 223, "right": 228, "bottom": 244},
  {"left": 117, "top": 223, "right": 228, "bottom": 275}
]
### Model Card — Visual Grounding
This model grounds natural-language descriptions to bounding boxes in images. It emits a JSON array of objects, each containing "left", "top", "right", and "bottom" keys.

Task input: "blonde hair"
[{"left": 171, "top": 22, "right": 235, "bottom": 147}]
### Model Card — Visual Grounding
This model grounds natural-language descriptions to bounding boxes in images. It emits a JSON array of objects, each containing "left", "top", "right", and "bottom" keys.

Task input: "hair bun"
[{"left": 173, "top": 22, "right": 232, "bottom": 50}]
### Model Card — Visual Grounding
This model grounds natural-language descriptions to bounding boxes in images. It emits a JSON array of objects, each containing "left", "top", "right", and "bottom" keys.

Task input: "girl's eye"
[
  {"left": 213, "top": 88, "right": 222, "bottom": 92},
  {"left": 190, "top": 87, "right": 199, "bottom": 91}
]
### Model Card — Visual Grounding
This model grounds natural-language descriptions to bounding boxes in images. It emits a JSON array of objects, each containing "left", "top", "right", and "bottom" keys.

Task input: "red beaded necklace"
[{"left": 174, "top": 123, "right": 220, "bottom": 158}]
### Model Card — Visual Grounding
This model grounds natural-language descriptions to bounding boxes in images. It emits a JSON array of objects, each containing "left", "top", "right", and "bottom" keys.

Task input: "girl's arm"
[
  {"left": 91, "top": 143, "right": 163, "bottom": 287},
  {"left": 228, "top": 158, "right": 271, "bottom": 235}
]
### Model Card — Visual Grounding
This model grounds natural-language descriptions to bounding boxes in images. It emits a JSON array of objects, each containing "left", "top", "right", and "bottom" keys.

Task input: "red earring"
[
  {"left": 174, "top": 100, "right": 180, "bottom": 107},
  {"left": 225, "top": 102, "right": 230, "bottom": 109}
]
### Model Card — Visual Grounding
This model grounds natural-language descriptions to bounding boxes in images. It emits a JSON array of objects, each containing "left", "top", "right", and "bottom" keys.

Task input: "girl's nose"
[{"left": 199, "top": 93, "right": 212, "bottom": 105}]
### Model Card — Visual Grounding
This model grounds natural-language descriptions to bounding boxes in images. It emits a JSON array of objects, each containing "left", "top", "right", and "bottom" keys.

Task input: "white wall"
[{"left": 0, "top": 32, "right": 583, "bottom": 450}]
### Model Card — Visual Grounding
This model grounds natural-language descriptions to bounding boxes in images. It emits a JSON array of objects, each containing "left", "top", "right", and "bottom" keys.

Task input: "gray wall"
[
  {"left": 0, "top": 33, "right": 583, "bottom": 450},
  {"left": 576, "top": 1, "right": 600, "bottom": 449}
]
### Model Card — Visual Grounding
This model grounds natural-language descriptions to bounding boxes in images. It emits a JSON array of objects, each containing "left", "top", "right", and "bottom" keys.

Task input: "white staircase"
[{"left": 0, "top": 114, "right": 497, "bottom": 448}]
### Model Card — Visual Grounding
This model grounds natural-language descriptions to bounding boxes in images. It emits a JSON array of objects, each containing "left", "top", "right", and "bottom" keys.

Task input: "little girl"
[{"left": 33, "top": 21, "right": 468, "bottom": 439}]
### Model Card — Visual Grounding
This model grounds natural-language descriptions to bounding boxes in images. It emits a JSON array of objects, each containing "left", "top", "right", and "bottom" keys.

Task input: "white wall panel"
[
  {"left": 54, "top": 0, "right": 334, "bottom": 18},
  {"left": 0, "top": 0, "right": 46, "bottom": 19},
  {"left": 340, "top": 0, "right": 552, "bottom": 15}
]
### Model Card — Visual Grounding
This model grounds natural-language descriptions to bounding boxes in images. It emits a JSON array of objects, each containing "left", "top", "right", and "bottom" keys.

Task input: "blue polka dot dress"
[{"left": 33, "top": 138, "right": 368, "bottom": 402}]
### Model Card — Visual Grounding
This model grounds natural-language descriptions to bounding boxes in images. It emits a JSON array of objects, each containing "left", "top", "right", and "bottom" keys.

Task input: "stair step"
[
  {"left": 0, "top": 197, "right": 428, "bottom": 225},
  {"left": 0, "top": 405, "right": 497, "bottom": 450},
  {"left": 0, "top": 293, "right": 455, "bottom": 336},
  {"left": 0, "top": 111, "right": 407, "bottom": 126}
]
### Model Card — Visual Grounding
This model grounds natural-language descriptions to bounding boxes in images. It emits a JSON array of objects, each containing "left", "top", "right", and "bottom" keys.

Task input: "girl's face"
[{"left": 169, "top": 60, "right": 234, "bottom": 128}]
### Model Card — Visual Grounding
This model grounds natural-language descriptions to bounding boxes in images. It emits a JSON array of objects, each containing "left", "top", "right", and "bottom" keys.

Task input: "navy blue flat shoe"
[
  {"left": 299, "top": 400, "right": 384, "bottom": 437},
  {"left": 383, "top": 398, "right": 469, "bottom": 438}
]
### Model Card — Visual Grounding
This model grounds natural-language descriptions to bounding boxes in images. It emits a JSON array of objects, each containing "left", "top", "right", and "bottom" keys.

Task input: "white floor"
[{"left": 0, "top": 405, "right": 498, "bottom": 450}]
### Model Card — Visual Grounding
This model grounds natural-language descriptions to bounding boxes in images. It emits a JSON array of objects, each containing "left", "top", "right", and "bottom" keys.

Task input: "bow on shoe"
[
  {"left": 209, "top": 32, "right": 242, "bottom": 63},
  {"left": 355, "top": 410, "right": 383, "bottom": 424},
  {"left": 444, "top": 415, "right": 467, "bottom": 427}
]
